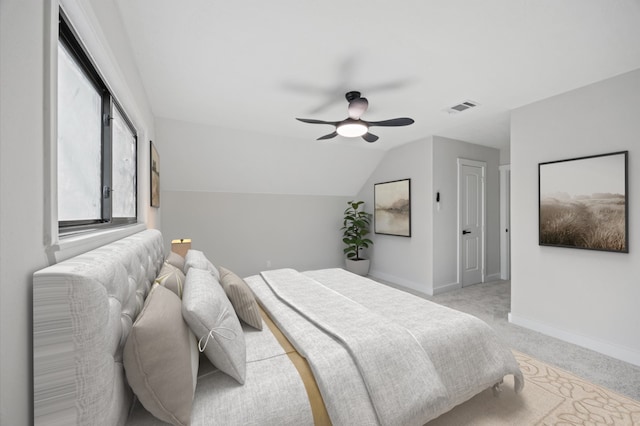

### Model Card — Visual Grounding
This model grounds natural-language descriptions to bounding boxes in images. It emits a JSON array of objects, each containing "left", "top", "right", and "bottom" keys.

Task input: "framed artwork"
[
  {"left": 374, "top": 178, "right": 411, "bottom": 237},
  {"left": 539, "top": 151, "right": 628, "bottom": 253},
  {"left": 150, "top": 141, "right": 160, "bottom": 208}
]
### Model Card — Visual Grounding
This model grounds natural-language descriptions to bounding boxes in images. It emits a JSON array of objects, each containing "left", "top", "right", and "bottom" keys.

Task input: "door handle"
[{"left": 462, "top": 230, "right": 471, "bottom": 235}]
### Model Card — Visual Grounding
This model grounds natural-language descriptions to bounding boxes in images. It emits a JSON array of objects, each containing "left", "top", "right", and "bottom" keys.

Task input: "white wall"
[
  {"left": 0, "top": 3, "right": 49, "bottom": 424},
  {"left": 0, "top": 1, "right": 157, "bottom": 423},
  {"left": 356, "top": 139, "right": 434, "bottom": 294},
  {"left": 161, "top": 191, "right": 351, "bottom": 277},
  {"left": 432, "top": 136, "right": 501, "bottom": 290},
  {"left": 510, "top": 68, "right": 640, "bottom": 366},
  {"left": 499, "top": 146, "right": 511, "bottom": 166},
  {"left": 155, "top": 117, "right": 385, "bottom": 274},
  {"left": 355, "top": 136, "right": 501, "bottom": 295},
  {"left": 155, "top": 118, "right": 385, "bottom": 196}
]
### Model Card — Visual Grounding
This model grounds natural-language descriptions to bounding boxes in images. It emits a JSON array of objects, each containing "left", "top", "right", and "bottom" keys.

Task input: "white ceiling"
[{"left": 114, "top": 0, "right": 640, "bottom": 152}]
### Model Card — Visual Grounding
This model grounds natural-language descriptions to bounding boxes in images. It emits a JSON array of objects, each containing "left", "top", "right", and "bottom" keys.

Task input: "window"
[
  {"left": 111, "top": 106, "right": 137, "bottom": 218},
  {"left": 58, "top": 10, "right": 137, "bottom": 231}
]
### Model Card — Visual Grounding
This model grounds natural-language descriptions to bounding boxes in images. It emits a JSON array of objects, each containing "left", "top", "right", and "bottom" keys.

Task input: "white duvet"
[{"left": 245, "top": 268, "right": 523, "bottom": 426}]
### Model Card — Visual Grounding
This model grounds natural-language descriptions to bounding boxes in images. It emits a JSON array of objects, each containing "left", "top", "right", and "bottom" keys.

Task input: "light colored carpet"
[{"left": 428, "top": 350, "right": 640, "bottom": 425}]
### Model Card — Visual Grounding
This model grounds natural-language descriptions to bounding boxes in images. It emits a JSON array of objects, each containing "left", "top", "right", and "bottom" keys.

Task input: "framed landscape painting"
[
  {"left": 150, "top": 142, "right": 160, "bottom": 207},
  {"left": 538, "top": 151, "right": 628, "bottom": 253},
  {"left": 374, "top": 179, "right": 411, "bottom": 237}
]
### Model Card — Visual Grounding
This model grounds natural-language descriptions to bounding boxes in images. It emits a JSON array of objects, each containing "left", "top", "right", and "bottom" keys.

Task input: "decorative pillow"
[
  {"left": 184, "top": 249, "right": 220, "bottom": 280},
  {"left": 155, "top": 262, "right": 186, "bottom": 298},
  {"left": 182, "top": 268, "right": 246, "bottom": 384},
  {"left": 218, "top": 266, "right": 263, "bottom": 330},
  {"left": 165, "top": 251, "right": 185, "bottom": 271},
  {"left": 123, "top": 284, "right": 199, "bottom": 426}
]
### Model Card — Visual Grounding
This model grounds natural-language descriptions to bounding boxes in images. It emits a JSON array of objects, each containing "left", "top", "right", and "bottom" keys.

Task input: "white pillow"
[
  {"left": 182, "top": 268, "right": 246, "bottom": 384},
  {"left": 184, "top": 249, "right": 220, "bottom": 280}
]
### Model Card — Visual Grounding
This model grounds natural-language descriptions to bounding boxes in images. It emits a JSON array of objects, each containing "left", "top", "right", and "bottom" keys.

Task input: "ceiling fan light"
[{"left": 337, "top": 121, "right": 368, "bottom": 137}]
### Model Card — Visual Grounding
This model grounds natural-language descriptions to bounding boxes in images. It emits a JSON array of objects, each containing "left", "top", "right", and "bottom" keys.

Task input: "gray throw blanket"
[{"left": 260, "top": 269, "right": 449, "bottom": 425}]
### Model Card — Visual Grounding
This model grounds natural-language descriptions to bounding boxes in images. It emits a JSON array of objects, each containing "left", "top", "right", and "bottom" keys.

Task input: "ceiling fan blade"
[
  {"left": 362, "top": 132, "right": 379, "bottom": 143},
  {"left": 317, "top": 131, "right": 338, "bottom": 140},
  {"left": 296, "top": 118, "right": 339, "bottom": 125},
  {"left": 365, "top": 117, "right": 415, "bottom": 127},
  {"left": 348, "top": 97, "right": 369, "bottom": 119}
]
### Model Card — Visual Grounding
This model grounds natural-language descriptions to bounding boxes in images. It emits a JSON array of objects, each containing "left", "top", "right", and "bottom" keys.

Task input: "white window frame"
[{"left": 44, "top": 1, "right": 146, "bottom": 262}]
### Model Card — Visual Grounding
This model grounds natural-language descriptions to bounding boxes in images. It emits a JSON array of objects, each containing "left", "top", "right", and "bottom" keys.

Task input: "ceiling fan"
[{"left": 296, "top": 91, "right": 414, "bottom": 143}]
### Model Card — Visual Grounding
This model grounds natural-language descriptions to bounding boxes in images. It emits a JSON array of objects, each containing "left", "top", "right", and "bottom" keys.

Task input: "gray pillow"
[
  {"left": 155, "top": 262, "right": 186, "bottom": 298},
  {"left": 218, "top": 266, "right": 263, "bottom": 330},
  {"left": 182, "top": 268, "right": 246, "bottom": 384},
  {"left": 184, "top": 249, "right": 220, "bottom": 280},
  {"left": 165, "top": 251, "right": 185, "bottom": 271},
  {"left": 123, "top": 284, "right": 199, "bottom": 426}
]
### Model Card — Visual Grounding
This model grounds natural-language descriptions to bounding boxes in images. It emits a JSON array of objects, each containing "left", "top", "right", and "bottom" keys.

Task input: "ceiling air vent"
[{"left": 447, "top": 100, "right": 478, "bottom": 113}]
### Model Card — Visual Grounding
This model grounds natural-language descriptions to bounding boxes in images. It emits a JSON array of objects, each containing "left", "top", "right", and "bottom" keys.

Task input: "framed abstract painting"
[{"left": 374, "top": 178, "right": 411, "bottom": 237}]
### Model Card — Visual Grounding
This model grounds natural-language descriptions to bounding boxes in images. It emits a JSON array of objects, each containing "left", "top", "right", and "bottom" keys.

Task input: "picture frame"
[
  {"left": 374, "top": 178, "right": 411, "bottom": 237},
  {"left": 150, "top": 141, "right": 160, "bottom": 208},
  {"left": 538, "top": 151, "right": 628, "bottom": 253}
]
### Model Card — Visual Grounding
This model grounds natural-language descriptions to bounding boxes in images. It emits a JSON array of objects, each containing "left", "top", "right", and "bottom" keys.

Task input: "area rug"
[{"left": 427, "top": 350, "right": 640, "bottom": 425}]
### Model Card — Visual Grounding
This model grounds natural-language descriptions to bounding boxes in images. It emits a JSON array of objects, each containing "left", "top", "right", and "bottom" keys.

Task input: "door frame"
[
  {"left": 457, "top": 158, "right": 487, "bottom": 286},
  {"left": 499, "top": 165, "right": 511, "bottom": 280}
]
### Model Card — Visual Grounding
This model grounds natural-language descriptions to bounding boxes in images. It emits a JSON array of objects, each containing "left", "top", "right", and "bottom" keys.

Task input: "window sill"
[{"left": 49, "top": 223, "right": 147, "bottom": 263}]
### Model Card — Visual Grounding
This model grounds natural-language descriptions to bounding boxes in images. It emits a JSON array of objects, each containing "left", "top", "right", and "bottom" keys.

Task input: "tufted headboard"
[{"left": 33, "top": 229, "right": 165, "bottom": 426}]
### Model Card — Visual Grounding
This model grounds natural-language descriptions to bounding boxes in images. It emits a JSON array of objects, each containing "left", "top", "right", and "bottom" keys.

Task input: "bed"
[{"left": 33, "top": 229, "right": 523, "bottom": 426}]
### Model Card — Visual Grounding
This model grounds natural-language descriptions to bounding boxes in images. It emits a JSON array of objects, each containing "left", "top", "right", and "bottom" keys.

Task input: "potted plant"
[{"left": 342, "top": 200, "right": 373, "bottom": 276}]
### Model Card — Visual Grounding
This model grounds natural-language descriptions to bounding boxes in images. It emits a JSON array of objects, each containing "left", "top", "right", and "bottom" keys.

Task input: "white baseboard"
[
  {"left": 485, "top": 272, "right": 501, "bottom": 282},
  {"left": 368, "top": 270, "right": 432, "bottom": 296},
  {"left": 432, "top": 281, "right": 461, "bottom": 295},
  {"left": 431, "top": 274, "right": 500, "bottom": 295},
  {"left": 508, "top": 312, "right": 640, "bottom": 367}
]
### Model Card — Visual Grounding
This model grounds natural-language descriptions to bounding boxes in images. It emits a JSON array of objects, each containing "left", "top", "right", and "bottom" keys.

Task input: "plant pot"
[{"left": 345, "top": 258, "right": 370, "bottom": 276}]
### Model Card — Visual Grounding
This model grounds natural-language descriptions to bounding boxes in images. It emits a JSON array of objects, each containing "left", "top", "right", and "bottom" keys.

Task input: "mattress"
[{"left": 245, "top": 268, "right": 524, "bottom": 426}]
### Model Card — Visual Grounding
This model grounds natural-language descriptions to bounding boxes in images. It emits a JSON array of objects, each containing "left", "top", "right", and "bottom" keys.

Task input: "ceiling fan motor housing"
[{"left": 345, "top": 91, "right": 362, "bottom": 102}]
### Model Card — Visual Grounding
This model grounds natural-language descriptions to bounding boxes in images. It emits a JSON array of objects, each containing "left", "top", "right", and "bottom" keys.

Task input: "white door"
[{"left": 458, "top": 159, "right": 486, "bottom": 287}]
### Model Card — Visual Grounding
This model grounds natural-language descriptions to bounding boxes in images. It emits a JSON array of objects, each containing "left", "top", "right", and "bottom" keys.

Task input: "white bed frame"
[
  {"left": 33, "top": 229, "right": 313, "bottom": 426},
  {"left": 33, "top": 229, "right": 165, "bottom": 425}
]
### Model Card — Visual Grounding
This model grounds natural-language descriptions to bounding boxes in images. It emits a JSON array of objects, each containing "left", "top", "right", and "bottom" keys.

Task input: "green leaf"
[{"left": 342, "top": 200, "right": 373, "bottom": 254}]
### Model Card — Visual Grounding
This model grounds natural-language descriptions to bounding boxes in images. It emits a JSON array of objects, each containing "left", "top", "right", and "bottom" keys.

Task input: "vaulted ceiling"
[{"left": 114, "top": 0, "right": 640, "bottom": 152}]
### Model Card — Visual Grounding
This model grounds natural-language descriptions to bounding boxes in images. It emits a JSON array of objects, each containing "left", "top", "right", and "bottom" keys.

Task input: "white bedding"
[
  {"left": 33, "top": 229, "right": 522, "bottom": 426},
  {"left": 260, "top": 268, "right": 449, "bottom": 425},
  {"left": 127, "top": 321, "right": 314, "bottom": 426},
  {"left": 246, "top": 268, "right": 523, "bottom": 426}
]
